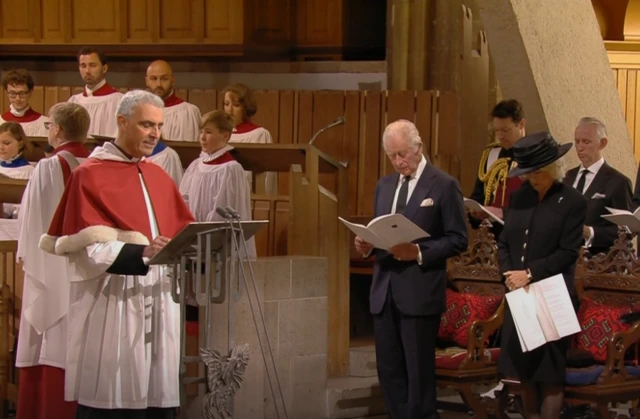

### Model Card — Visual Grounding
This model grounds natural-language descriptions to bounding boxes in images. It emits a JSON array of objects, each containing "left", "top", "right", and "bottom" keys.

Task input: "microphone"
[
  {"left": 225, "top": 206, "right": 240, "bottom": 219},
  {"left": 309, "top": 116, "right": 346, "bottom": 145},
  {"left": 215, "top": 206, "right": 231, "bottom": 219}
]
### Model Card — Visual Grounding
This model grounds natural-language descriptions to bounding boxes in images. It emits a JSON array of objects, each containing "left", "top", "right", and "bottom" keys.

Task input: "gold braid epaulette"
[{"left": 478, "top": 143, "right": 509, "bottom": 206}]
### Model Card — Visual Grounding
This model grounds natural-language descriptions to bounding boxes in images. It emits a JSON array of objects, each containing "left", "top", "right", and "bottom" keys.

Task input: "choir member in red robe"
[
  {"left": 68, "top": 47, "right": 123, "bottom": 138},
  {"left": 40, "top": 90, "right": 194, "bottom": 418},
  {"left": 223, "top": 83, "right": 276, "bottom": 194},
  {"left": 15, "top": 102, "right": 91, "bottom": 419},
  {"left": 180, "top": 110, "right": 256, "bottom": 259},
  {"left": 0, "top": 69, "right": 49, "bottom": 136}
]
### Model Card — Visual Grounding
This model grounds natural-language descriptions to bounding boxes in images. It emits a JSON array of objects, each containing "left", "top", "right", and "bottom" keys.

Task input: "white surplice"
[
  {"left": 16, "top": 154, "right": 83, "bottom": 369},
  {"left": 147, "top": 146, "right": 183, "bottom": 185},
  {"left": 229, "top": 126, "right": 277, "bottom": 195},
  {"left": 68, "top": 90, "right": 123, "bottom": 138},
  {"left": 179, "top": 145, "right": 256, "bottom": 259},
  {"left": 51, "top": 144, "right": 180, "bottom": 409},
  {"left": 0, "top": 115, "right": 49, "bottom": 137},
  {"left": 162, "top": 102, "right": 201, "bottom": 142}
]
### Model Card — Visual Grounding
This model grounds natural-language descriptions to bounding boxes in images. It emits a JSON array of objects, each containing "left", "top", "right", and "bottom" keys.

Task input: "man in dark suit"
[
  {"left": 355, "top": 120, "right": 468, "bottom": 419},
  {"left": 563, "top": 117, "right": 633, "bottom": 256}
]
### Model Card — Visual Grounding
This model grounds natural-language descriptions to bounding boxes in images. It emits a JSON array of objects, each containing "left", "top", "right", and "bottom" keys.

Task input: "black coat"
[
  {"left": 497, "top": 181, "right": 587, "bottom": 383},
  {"left": 564, "top": 162, "right": 633, "bottom": 255},
  {"left": 370, "top": 163, "right": 469, "bottom": 316}
]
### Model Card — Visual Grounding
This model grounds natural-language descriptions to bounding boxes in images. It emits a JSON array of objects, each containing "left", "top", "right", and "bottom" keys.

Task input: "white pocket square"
[
  {"left": 420, "top": 198, "right": 434, "bottom": 207},
  {"left": 591, "top": 193, "right": 606, "bottom": 199}
]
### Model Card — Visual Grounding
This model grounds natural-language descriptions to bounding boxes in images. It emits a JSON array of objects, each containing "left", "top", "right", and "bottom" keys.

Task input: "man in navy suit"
[{"left": 355, "top": 120, "right": 468, "bottom": 419}]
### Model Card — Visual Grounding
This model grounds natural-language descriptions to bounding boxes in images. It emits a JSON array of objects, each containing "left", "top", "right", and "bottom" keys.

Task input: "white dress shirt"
[
  {"left": 572, "top": 157, "right": 605, "bottom": 247},
  {"left": 389, "top": 155, "right": 427, "bottom": 264},
  {"left": 391, "top": 155, "right": 427, "bottom": 213}
]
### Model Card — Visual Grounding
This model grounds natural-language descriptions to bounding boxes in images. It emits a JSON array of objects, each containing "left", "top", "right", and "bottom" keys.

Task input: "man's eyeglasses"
[
  {"left": 7, "top": 91, "right": 29, "bottom": 99},
  {"left": 44, "top": 122, "right": 53, "bottom": 129}
]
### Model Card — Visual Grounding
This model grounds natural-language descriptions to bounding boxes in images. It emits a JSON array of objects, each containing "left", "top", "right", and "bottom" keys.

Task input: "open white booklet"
[
  {"left": 339, "top": 214, "right": 429, "bottom": 250},
  {"left": 601, "top": 206, "right": 640, "bottom": 232},
  {"left": 505, "top": 274, "right": 581, "bottom": 352},
  {"left": 463, "top": 198, "right": 504, "bottom": 225}
]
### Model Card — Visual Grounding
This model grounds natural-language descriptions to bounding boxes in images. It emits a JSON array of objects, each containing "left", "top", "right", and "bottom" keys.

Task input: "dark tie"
[
  {"left": 395, "top": 175, "right": 411, "bottom": 213},
  {"left": 576, "top": 169, "right": 589, "bottom": 194}
]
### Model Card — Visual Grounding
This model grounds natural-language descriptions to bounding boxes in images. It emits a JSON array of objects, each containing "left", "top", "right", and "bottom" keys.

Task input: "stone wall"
[{"left": 185, "top": 256, "right": 329, "bottom": 419}]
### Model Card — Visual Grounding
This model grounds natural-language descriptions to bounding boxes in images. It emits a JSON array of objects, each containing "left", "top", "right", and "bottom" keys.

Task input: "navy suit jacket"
[{"left": 369, "top": 163, "right": 468, "bottom": 316}]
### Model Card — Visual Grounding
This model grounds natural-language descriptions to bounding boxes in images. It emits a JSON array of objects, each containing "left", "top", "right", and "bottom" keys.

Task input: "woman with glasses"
[{"left": 0, "top": 69, "right": 49, "bottom": 136}]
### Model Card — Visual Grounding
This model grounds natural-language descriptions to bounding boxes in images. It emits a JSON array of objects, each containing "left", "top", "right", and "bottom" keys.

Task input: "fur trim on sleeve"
[{"left": 39, "top": 225, "right": 150, "bottom": 255}]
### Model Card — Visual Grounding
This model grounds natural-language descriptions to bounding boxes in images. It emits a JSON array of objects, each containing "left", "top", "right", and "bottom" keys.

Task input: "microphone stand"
[
  {"left": 309, "top": 115, "right": 345, "bottom": 146},
  {"left": 224, "top": 206, "right": 289, "bottom": 419}
]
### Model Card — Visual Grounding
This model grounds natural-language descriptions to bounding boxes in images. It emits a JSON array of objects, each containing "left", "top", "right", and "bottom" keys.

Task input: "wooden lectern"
[{"left": 165, "top": 140, "right": 351, "bottom": 377}]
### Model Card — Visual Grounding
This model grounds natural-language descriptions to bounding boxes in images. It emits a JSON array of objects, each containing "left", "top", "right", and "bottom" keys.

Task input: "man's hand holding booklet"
[{"left": 339, "top": 214, "right": 429, "bottom": 251}]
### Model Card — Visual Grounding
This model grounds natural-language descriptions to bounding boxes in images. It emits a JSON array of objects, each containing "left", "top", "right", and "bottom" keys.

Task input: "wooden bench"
[
  {"left": 435, "top": 219, "right": 505, "bottom": 419},
  {"left": 498, "top": 228, "right": 640, "bottom": 419}
]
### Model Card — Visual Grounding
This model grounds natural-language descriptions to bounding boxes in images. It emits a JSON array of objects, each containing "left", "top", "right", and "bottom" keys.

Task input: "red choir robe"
[
  {"left": 15, "top": 141, "right": 90, "bottom": 419},
  {"left": 160, "top": 93, "right": 201, "bottom": 142},
  {"left": 67, "top": 80, "right": 123, "bottom": 138},
  {"left": 38, "top": 142, "right": 194, "bottom": 409},
  {"left": 228, "top": 121, "right": 276, "bottom": 194}
]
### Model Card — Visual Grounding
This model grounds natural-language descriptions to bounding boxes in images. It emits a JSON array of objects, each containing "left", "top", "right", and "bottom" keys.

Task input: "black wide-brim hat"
[{"left": 507, "top": 131, "right": 573, "bottom": 178}]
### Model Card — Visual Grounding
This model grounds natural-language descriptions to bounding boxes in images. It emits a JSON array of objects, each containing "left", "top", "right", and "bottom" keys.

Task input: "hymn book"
[
  {"left": 339, "top": 214, "right": 429, "bottom": 250},
  {"left": 463, "top": 198, "right": 504, "bottom": 225},
  {"left": 505, "top": 274, "right": 581, "bottom": 352},
  {"left": 601, "top": 206, "right": 640, "bottom": 232}
]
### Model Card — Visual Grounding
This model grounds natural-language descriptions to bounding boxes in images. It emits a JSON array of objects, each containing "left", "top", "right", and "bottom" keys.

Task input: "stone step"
[
  {"left": 326, "top": 376, "right": 386, "bottom": 419},
  {"left": 349, "top": 345, "right": 377, "bottom": 378}
]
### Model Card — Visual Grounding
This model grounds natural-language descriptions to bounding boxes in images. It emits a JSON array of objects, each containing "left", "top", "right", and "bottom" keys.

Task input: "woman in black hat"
[{"left": 497, "top": 131, "right": 587, "bottom": 418}]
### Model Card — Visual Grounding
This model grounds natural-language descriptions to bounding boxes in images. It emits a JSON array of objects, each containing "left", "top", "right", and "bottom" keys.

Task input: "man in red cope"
[
  {"left": 68, "top": 47, "right": 124, "bottom": 138},
  {"left": 15, "top": 102, "right": 91, "bottom": 419},
  {"left": 0, "top": 69, "right": 49, "bottom": 136},
  {"left": 39, "top": 90, "right": 194, "bottom": 419}
]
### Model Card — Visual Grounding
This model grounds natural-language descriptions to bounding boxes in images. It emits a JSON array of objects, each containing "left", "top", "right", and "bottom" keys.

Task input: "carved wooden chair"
[{"left": 436, "top": 219, "right": 505, "bottom": 419}]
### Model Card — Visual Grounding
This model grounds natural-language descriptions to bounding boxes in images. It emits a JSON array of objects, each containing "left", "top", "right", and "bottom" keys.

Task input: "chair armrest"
[
  {"left": 598, "top": 321, "right": 640, "bottom": 385},
  {"left": 460, "top": 299, "right": 505, "bottom": 370}
]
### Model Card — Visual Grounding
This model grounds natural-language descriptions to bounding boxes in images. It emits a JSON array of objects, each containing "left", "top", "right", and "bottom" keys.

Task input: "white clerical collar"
[
  {"left": 85, "top": 78, "right": 107, "bottom": 96},
  {"left": 579, "top": 156, "right": 605, "bottom": 175},
  {"left": 9, "top": 104, "right": 30, "bottom": 117},
  {"left": 200, "top": 144, "right": 234, "bottom": 162}
]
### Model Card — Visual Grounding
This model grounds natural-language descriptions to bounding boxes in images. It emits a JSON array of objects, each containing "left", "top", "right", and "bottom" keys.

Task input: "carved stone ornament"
[{"left": 200, "top": 344, "right": 250, "bottom": 419}]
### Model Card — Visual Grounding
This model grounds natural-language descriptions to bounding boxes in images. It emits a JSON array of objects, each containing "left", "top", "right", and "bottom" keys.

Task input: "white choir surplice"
[
  {"left": 15, "top": 153, "right": 84, "bottom": 370},
  {"left": 67, "top": 79, "right": 123, "bottom": 138},
  {"left": 146, "top": 141, "right": 183, "bottom": 185},
  {"left": 179, "top": 145, "right": 256, "bottom": 259},
  {"left": 43, "top": 143, "right": 184, "bottom": 409},
  {"left": 161, "top": 94, "right": 201, "bottom": 142},
  {"left": 0, "top": 106, "right": 49, "bottom": 137},
  {"left": 229, "top": 121, "right": 276, "bottom": 195}
]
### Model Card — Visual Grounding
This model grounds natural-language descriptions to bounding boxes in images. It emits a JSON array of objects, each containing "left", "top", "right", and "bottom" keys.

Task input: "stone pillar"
[
  {"left": 386, "top": 0, "right": 431, "bottom": 89},
  {"left": 477, "top": 0, "right": 637, "bottom": 179}
]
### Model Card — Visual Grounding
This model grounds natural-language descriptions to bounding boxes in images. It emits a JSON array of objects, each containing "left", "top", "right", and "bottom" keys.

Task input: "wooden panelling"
[
  {"left": 125, "top": 0, "right": 156, "bottom": 42},
  {"left": 0, "top": 0, "right": 35, "bottom": 41},
  {"left": 2, "top": 88, "right": 459, "bottom": 216},
  {"left": 296, "top": 0, "right": 342, "bottom": 46},
  {"left": 244, "top": 0, "right": 291, "bottom": 46},
  {"left": 41, "top": 0, "right": 65, "bottom": 42},
  {"left": 159, "top": 0, "right": 204, "bottom": 42},
  {"left": 204, "top": 0, "right": 243, "bottom": 44},
  {"left": 0, "top": 0, "right": 385, "bottom": 59},
  {"left": 69, "top": 0, "right": 121, "bottom": 43}
]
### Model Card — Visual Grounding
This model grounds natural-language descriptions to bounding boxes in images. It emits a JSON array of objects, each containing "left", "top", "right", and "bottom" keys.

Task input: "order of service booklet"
[{"left": 338, "top": 214, "right": 429, "bottom": 250}]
